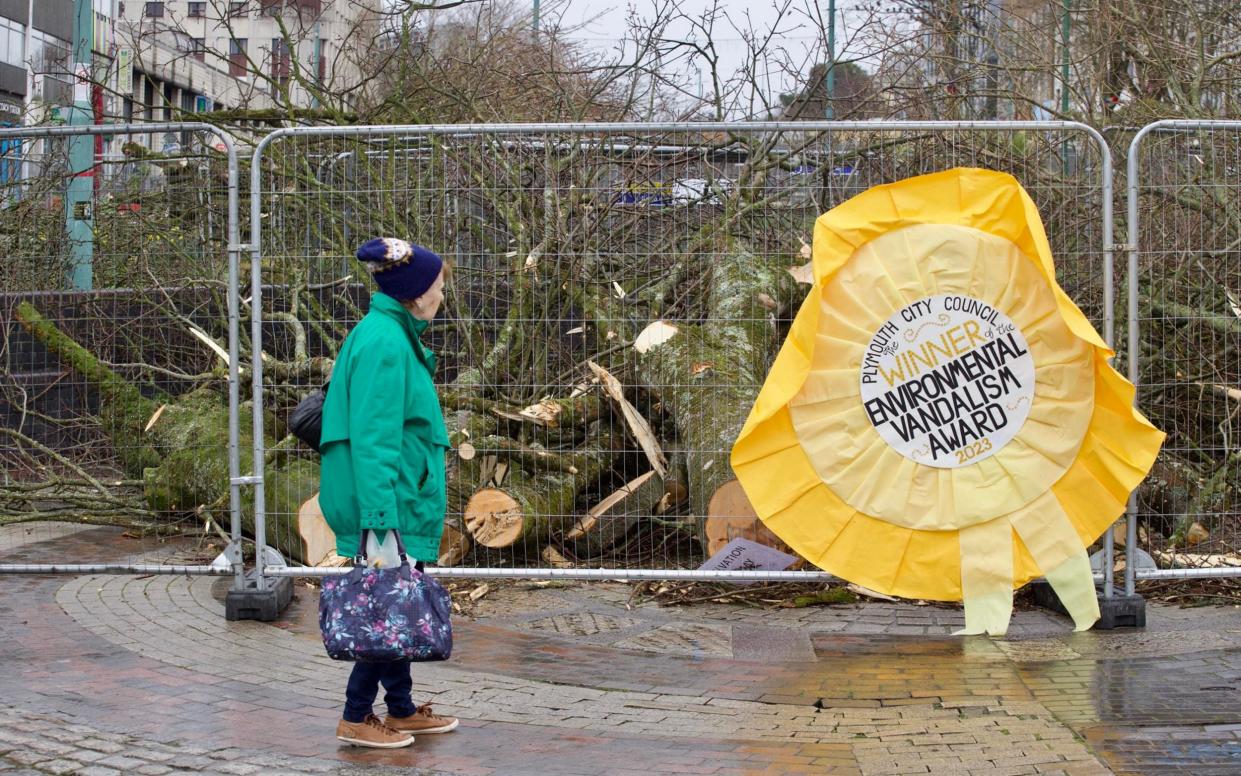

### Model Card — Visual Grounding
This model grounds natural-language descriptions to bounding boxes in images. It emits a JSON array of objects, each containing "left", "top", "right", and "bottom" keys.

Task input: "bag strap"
[{"left": 354, "top": 528, "right": 411, "bottom": 567}]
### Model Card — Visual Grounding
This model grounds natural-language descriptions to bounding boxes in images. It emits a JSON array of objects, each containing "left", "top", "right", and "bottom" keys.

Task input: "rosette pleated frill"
[{"left": 730, "top": 168, "right": 1164, "bottom": 635}]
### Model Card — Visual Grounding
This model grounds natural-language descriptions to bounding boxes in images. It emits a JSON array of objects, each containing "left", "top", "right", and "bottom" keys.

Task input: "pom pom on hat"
[{"left": 356, "top": 237, "right": 443, "bottom": 301}]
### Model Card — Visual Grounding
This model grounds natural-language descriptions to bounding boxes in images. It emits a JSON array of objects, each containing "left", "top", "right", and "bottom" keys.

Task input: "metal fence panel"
[
  {"left": 1127, "top": 121, "right": 1241, "bottom": 588},
  {"left": 250, "top": 121, "right": 1116, "bottom": 582},
  {"left": 0, "top": 123, "right": 242, "bottom": 585}
]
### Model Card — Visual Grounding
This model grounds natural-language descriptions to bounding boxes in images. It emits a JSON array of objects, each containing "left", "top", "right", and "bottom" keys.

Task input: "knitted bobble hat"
[{"left": 355, "top": 237, "right": 443, "bottom": 301}]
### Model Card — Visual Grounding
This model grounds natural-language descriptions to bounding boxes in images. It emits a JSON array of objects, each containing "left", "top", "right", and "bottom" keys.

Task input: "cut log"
[
  {"left": 472, "top": 436, "right": 585, "bottom": 475},
  {"left": 465, "top": 473, "right": 589, "bottom": 549},
  {"left": 298, "top": 493, "right": 339, "bottom": 566},
  {"left": 565, "top": 470, "right": 664, "bottom": 555},
  {"left": 438, "top": 518, "right": 472, "bottom": 566},
  {"left": 463, "top": 429, "right": 619, "bottom": 548},
  {"left": 633, "top": 243, "right": 803, "bottom": 557},
  {"left": 702, "top": 479, "right": 798, "bottom": 559},
  {"left": 464, "top": 488, "right": 525, "bottom": 547},
  {"left": 298, "top": 491, "right": 475, "bottom": 567}
]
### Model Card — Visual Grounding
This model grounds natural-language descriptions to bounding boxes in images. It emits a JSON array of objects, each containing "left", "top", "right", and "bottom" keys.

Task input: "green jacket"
[{"left": 319, "top": 292, "right": 449, "bottom": 561}]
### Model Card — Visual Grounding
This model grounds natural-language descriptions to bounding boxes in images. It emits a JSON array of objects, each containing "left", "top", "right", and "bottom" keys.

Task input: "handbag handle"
[{"left": 354, "top": 528, "right": 411, "bottom": 568}]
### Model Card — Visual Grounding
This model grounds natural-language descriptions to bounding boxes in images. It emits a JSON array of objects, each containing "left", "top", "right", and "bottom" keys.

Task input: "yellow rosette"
[{"left": 730, "top": 168, "right": 1164, "bottom": 635}]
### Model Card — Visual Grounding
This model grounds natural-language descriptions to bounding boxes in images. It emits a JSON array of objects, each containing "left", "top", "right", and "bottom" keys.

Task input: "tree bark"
[
  {"left": 463, "top": 428, "right": 620, "bottom": 548},
  {"left": 634, "top": 243, "right": 802, "bottom": 554},
  {"left": 15, "top": 302, "right": 313, "bottom": 562},
  {"left": 564, "top": 469, "right": 665, "bottom": 555}
]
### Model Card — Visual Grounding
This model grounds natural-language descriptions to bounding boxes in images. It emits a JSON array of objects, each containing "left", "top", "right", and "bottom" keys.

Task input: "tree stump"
[{"left": 701, "top": 478, "right": 798, "bottom": 558}]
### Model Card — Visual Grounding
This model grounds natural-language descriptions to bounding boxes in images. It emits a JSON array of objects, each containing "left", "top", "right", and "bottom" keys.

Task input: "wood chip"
[
  {"left": 492, "top": 407, "right": 544, "bottom": 426},
  {"left": 519, "top": 399, "right": 563, "bottom": 426},
  {"left": 846, "top": 583, "right": 898, "bottom": 602},
  {"left": 787, "top": 261, "right": 814, "bottom": 285},
  {"left": 612, "top": 281, "right": 627, "bottom": 299},
  {"left": 633, "top": 320, "right": 679, "bottom": 353},
  {"left": 587, "top": 361, "right": 668, "bottom": 478},
  {"left": 468, "top": 583, "right": 491, "bottom": 601},
  {"left": 541, "top": 545, "right": 573, "bottom": 568},
  {"left": 143, "top": 404, "right": 168, "bottom": 433}
]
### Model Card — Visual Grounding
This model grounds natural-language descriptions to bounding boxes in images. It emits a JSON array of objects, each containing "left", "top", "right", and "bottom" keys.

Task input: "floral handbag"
[{"left": 318, "top": 530, "right": 453, "bottom": 662}]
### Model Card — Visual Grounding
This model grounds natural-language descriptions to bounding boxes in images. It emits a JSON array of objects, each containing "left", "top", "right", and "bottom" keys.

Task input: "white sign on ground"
[{"left": 699, "top": 538, "right": 798, "bottom": 575}]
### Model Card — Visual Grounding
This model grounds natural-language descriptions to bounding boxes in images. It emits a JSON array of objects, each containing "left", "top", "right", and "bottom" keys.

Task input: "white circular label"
[{"left": 859, "top": 294, "right": 1035, "bottom": 468}]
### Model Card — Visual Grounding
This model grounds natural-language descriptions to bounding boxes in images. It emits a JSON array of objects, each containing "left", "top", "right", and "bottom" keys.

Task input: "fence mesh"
[
  {"left": 0, "top": 125, "right": 237, "bottom": 571},
  {"left": 254, "top": 124, "right": 1109, "bottom": 574},
  {"left": 1130, "top": 126, "right": 1241, "bottom": 574}
]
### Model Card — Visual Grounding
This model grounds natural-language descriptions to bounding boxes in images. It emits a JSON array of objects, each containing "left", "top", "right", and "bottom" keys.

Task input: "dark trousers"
[
  {"left": 341, "top": 558, "right": 425, "bottom": 723},
  {"left": 343, "top": 661, "right": 416, "bottom": 723}
]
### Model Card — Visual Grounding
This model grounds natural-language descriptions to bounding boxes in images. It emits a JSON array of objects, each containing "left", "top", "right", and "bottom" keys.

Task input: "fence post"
[
  {"left": 0, "top": 122, "right": 245, "bottom": 584},
  {"left": 1125, "top": 125, "right": 1148, "bottom": 602},
  {"left": 225, "top": 130, "right": 292, "bottom": 621},
  {"left": 220, "top": 131, "right": 248, "bottom": 596}
]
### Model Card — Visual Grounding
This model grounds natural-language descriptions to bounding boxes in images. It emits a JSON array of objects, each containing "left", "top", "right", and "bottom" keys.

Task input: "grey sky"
[
  {"left": 555, "top": 0, "right": 842, "bottom": 116},
  {"left": 550, "top": 1, "right": 898, "bottom": 117},
  {"left": 394, "top": 0, "right": 900, "bottom": 117}
]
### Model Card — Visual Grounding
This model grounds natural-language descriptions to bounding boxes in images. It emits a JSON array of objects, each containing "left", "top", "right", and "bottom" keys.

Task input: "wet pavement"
[{"left": 0, "top": 523, "right": 1238, "bottom": 775}]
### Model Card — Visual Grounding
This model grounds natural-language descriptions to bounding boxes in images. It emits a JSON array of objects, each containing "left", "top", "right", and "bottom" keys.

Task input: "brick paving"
[{"left": 1, "top": 524, "right": 1240, "bottom": 775}]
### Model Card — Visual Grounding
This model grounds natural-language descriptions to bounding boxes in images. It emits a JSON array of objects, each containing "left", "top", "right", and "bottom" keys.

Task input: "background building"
[
  {"left": 0, "top": 1, "right": 70, "bottom": 125},
  {"left": 116, "top": 0, "right": 377, "bottom": 120}
]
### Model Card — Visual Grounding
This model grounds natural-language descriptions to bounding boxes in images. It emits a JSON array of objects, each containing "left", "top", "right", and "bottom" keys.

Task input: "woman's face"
[{"left": 407, "top": 269, "right": 445, "bottom": 321}]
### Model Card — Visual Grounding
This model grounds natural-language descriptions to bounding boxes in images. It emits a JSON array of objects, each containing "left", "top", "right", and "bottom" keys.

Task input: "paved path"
[{"left": 1, "top": 524, "right": 1239, "bottom": 775}]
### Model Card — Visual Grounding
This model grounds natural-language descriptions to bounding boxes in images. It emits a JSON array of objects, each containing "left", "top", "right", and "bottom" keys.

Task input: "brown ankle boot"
[
  {"left": 336, "top": 713, "right": 415, "bottom": 748},
  {"left": 386, "top": 704, "right": 459, "bottom": 734}
]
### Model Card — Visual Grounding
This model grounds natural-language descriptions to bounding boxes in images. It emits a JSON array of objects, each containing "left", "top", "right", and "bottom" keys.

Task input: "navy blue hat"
[{"left": 355, "top": 237, "right": 443, "bottom": 301}]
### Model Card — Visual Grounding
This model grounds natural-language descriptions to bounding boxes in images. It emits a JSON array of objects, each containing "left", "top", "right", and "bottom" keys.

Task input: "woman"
[{"left": 319, "top": 237, "right": 460, "bottom": 749}]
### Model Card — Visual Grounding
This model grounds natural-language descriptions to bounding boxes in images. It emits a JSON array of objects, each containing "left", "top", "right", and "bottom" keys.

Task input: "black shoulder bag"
[{"left": 289, "top": 381, "right": 329, "bottom": 453}]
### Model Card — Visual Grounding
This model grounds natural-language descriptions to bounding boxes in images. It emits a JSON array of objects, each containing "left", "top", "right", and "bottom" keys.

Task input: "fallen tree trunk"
[
  {"left": 297, "top": 493, "right": 473, "bottom": 567},
  {"left": 634, "top": 243, "right": 802, "bottom": 555},
  {"left": 15, "top": 301, "right": 313, "bottom": 562},
  {"left": 463, "top": 428, "right": 620, "bottom": 548},
  {"left": 16, "top": 301, "right": 164, "bottom": 476},
  {"left": 564, "top": 469, "right": 665, "bottom": 555}
]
